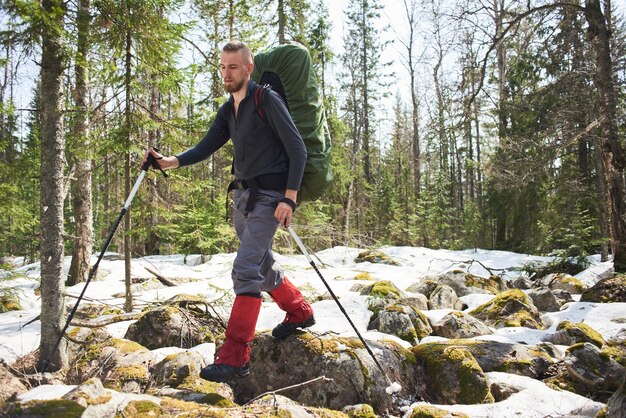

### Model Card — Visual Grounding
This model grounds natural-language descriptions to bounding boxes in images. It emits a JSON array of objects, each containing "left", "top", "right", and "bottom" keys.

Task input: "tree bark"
[
  {"left": 67, "top": 0, "right": 93, "bottom": 286},
  {"left": 124, "top": 23, "right": 133, "bottom": 312},
  {"left": 278, "top": 0, "right": 286, "bottom": 44},
  {"left": 39, "top": 0, "right": 68, "bottom": 371},
  {"left": 585, "top": 0, "right": 626, "bottom": 270}
]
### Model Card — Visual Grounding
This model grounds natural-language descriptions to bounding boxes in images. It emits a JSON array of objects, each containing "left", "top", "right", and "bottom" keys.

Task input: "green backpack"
[{"left": 251, "top": 43, "right": 332, "bottom": 203}]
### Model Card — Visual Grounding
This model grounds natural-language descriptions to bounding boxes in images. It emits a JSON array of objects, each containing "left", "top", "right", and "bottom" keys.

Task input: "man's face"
[{"left": 220, "top": 50, "right": 253, "bottom": 93}]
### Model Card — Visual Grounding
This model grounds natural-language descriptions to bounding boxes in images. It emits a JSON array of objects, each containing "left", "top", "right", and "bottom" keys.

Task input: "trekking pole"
[
  {"left": 287, "top": 226, "right": 401, "bottom": 393},
  {"left": 41, "top": 148, "right": 167, "bottom": 373}
]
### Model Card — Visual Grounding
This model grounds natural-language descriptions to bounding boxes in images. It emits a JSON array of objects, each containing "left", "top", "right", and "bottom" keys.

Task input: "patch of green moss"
[
  {"left": 369, "top": 280, "right": 401, "bottom": 300},
  {"left": 298, "top": 332, "right": 341, "bottom": 358},
  {"left": 0, "top": 294, "right": 21, "bottom": 312},
  {"left": 107, "top": 337, "right": 149, "bottom": 354},
  {"left": 409, "top": 405, "right": 469, "bottom": 418},
  {"left": 595, "top": 406, "right": 608, "bottom": 418},
  {"left": 112, "top": 364, "right": 149, "bottom": 383},
  {"left": 344, "top": 404, "right": 376, "bottom": 418},
  {"left": 602, "top": 342, "right": 626, "bottom": 367},
  {"left": 557, "top": 321, "right": 606, "bottom": 348},
  {"left": 118, "top": 400, "right": 162, "bottom": 417},
  {"left": 355, "top": 272, "right": 374, "bottom": 281},
  {"left": 11, "top": 399, "right": 85, "bottom": 418}
]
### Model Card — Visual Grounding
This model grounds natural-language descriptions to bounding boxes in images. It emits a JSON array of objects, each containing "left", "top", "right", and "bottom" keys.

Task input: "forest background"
[{"left": 2, "top": 0, "right": 626, "bottom": 282}]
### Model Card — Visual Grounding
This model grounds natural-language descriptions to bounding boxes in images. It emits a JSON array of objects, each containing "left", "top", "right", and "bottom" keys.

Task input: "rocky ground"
[{"left": 0, "top": 247, "right": 625, "bottom": 417}]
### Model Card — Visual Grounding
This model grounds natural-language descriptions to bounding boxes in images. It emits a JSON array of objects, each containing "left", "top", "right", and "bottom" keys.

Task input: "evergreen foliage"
[{"left": 0, "top": 0, "right": 625, "bottom": 264}]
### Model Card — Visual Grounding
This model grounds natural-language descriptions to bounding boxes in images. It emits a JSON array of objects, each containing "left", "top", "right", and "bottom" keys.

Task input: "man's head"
[{"left": 220, "top": 41, "right": 254, "bottom": 94}]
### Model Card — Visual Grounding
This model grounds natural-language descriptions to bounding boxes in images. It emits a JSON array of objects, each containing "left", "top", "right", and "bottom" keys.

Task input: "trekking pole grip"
[{"left": 142, "top": 147, "right": 168, "bottom": 177}]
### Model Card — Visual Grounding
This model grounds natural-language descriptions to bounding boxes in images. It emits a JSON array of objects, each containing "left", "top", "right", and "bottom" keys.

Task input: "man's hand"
[
  {"left": 142, "top": 148, "right": 180, "bottom": 170},
  {"left": 275, "top": 189, "right": 298, "bottom": 227}
]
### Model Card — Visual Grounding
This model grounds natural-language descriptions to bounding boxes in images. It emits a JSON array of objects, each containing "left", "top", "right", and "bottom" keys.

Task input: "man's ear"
[{"left": 246, "top": 62, "right": 254, "bottom": 75}]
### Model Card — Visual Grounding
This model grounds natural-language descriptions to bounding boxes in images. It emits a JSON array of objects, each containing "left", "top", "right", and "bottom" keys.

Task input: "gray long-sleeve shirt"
[{"left": 176, "top": 80, "right": 307, "bottom": 191}]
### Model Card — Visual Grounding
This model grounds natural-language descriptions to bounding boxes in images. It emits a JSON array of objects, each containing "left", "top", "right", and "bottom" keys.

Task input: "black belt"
[{"left": 226, "top": 172, "right": 288, "bottom": 217}]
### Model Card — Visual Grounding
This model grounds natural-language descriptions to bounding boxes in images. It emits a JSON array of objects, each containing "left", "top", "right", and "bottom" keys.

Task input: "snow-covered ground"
[{"left": 0, "top": 244, "right": 620, "bottom": 417}]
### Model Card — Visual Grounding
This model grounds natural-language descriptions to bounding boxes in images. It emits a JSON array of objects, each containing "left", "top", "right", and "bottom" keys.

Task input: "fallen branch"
[
  {"left": 69, "top": 312, "right": 142, "bottom": 328},
  {"left": 144, "top": 266, "right": 178, "bottom": 287},
  {"left": 244, "top": 375, "right": 334, "bottom": 406}
]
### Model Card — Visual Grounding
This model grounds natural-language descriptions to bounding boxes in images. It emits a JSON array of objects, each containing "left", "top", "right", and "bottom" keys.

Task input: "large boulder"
[
  {"left": 564, "top": 343, "right": 625, "bottom": 395},
  {"left": 550, "top": 321, "right": 606, "bottom": 348},
  {"left": 580, "top": 274, "right": 626, "bottom": 303},
  {"left": 412, "top": 344, "right": 494, "bottom": 405},
  {"left": 125, "top": 297, "right": 223, "bottom": 350},
  {"left": 235, "top": 331, "right": 418, "bottom": 414},
  {"left": 414, "top": 339, "right": 553, "bottom": 379},
  {"left": 469, "top": 289, "right": 546, "bottom": 329},
  {"left": 431, "top": 311, "right": 493, "bottom": 339}
]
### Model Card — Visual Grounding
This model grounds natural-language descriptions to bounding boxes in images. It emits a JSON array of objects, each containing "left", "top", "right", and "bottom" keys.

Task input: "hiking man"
[{"left": 143, "top": 41, "right": 315, "bottom": 382}]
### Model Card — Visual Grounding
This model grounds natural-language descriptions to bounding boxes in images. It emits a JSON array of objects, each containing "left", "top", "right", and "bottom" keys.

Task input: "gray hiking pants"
[{"left": 231, "top": 188, "right": 285, "bottom": 295}]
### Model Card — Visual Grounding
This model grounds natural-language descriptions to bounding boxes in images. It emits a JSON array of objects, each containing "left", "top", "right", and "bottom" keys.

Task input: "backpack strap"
[{"left": 253, "top": 84, "right": 270, "bottom": 123}]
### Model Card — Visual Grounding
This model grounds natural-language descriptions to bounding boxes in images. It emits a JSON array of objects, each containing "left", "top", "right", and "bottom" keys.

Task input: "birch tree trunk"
[{"left": 39, "top": 0, "right": 68, "bottom": 371}]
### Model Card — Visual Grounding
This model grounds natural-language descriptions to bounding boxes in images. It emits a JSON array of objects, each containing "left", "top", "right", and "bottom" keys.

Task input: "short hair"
[{"left": 222, "top": 41, "right": 253, "bottom": 63}]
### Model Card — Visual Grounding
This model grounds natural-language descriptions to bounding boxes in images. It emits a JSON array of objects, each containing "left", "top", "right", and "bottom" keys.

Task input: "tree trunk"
[
  {"left": 39, "top": 0, "right": 68, "bottom": 371},
  {"left": 585, "top": 0, "right": 626, "bottom": 270},
  {"left": 145, "top": 80, "right": 160, "bottom": 255},
  {"left": 124, "top": 26, "right": 133, "bottom": 312},
  {"left": 361, "top": 0, "right": 371, "bottom": 184},
  {"left": 68, "top": 0, "right": 93, "bottom": 286},
  {"left": 278, "top": 0, "right": 286, "bottom": 44}
]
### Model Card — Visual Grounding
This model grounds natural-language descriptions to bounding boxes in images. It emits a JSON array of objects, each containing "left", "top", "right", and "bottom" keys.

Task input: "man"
[{"left": 144, "top": 41, "right": 315, "bottom": 382}]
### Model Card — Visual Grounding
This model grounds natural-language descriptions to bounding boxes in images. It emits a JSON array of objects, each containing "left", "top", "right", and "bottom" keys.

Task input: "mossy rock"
[
  {"left": 469, "top": 289, "right": 545, "bottom": 329},
  {"left": 413, "top": 339, "right": 552, "bottom": 379},
  {"left": 362, "top": 280, "right": 403, "bottom": 300},
  {"left": 119, "top": 400, "right": 163, "bottom": 417},
  {"left": 71, "top": 337, "right": 154, "bottom": 392},
  {"left": 342, "top": 403, "right": 377, "bottom": 418},
  {"left": 553, "top": 321, "right": 606, "bottom": 348},
  {"left": 464, "top": 274, "right": 507, "bottom": 295},
  {"left": 239, "top": 331, "right": 418, "bottom": 414},
  {"left": 177, "top": 377, "right": 235, "bottom": 407},
  {"left": 580, "top": 274, "right": 626, "bottom": 303},
  {"left": 412, "top": 344, "right": 494, "bottom": 405},
  {"left": 369, "top": 304, "right": 432, "bottom": 344},
  {"left": 432, "top": 311, "right": 493, "bottom": 339},
  {"left": 409, "top": 405, "right": 469, "bottom": 418},
  {"left": 125, "top": 305, "right": 222, "bottom": 349},
  {"left": 152, "top": 351, "right": 205, "bottom": 387},
  {"left": 354, "top": 250, "right": 399, "bottom": 266},
  {"left": 2, "top": 399, "right": 85, "bottom": 417}
]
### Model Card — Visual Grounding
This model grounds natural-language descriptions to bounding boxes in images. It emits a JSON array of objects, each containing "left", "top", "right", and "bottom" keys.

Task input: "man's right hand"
[{"left": 142, "top": 148, "right": 180, "bottom": 170}]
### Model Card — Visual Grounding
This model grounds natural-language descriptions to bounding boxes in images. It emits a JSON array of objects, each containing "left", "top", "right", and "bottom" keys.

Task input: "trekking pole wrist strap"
[{"left": 280, "top": 197, "right": 297, "bottom": 211}]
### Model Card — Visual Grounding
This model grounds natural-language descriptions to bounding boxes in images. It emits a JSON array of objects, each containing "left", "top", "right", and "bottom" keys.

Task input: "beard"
[{"left": 224, "top": 78, "right": 245, "bottom": 93}]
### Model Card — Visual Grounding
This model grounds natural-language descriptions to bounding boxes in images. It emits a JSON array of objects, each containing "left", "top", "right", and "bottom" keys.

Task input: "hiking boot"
[
  {"left": 272, "top": 314, "right": 316, "bottom": 339},
  {"left": 199, "top": 363, "right": 250, "bottom": 382}
]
